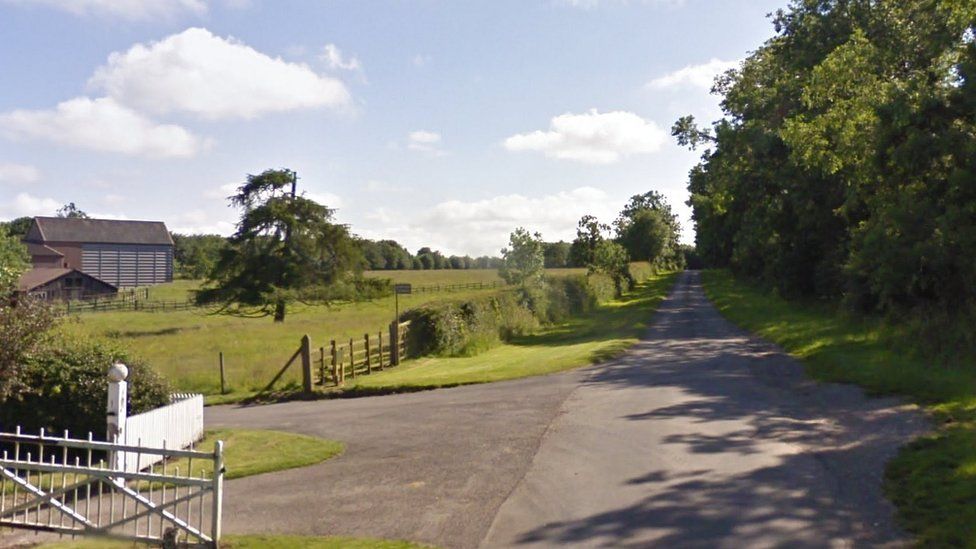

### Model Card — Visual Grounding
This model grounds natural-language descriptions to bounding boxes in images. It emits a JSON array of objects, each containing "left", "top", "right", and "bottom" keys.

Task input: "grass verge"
[
  {"left": 701, "top": 269, "right": 976, "bottom": 547},
  {"left": 233, "top": 272, "right": 677, "bottom": 404},
  {"left": 171, "top": 428, "right": 343, "bottom": 480},
  {"left": 2, "top": 429, "right": 342, "bottom": 495},
  {"left": 37, "top": 534, "right": 431, "bottom": 548}
]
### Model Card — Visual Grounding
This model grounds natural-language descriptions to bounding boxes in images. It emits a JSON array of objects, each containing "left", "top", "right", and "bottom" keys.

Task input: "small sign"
[{"left": 394, "top": 283, "right": 412, "bottom": 295}]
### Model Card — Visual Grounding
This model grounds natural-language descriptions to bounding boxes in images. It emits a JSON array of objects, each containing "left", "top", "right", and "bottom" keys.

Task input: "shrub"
[
  {"left": 0, "top": 337, "right": 171, "bottom": 438},
  {"left": 405, "top": 272, "right": 628, "bottom": 357}
]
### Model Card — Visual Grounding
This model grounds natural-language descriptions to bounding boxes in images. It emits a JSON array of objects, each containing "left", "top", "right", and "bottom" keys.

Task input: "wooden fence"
[
  {"left": 259, "top": 320, "right": 411, "bottom": 395},
  {"left": 64, "top": 280, "right": 507, "bottom": 315},
  {"left": 120, "top": 393, "right": 204, "bottom": 473}
]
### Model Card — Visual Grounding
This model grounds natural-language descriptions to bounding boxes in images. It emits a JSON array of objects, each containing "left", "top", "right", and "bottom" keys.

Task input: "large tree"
[
  {"left": 196, "top": 169, "right": 362, "bottom": 322},
  {"left": 615, "top": 191, "right": 683, "bottom": 270}
]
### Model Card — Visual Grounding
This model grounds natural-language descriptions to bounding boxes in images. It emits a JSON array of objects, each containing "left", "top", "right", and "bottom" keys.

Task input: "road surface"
[{"left": 203, "top": 271, "right": 926, "bottom": 547}]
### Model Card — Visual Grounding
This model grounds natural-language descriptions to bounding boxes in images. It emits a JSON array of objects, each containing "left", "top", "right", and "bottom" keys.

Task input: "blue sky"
[{"left": 0, "top": 0, "right": 783, "bottom": 256}]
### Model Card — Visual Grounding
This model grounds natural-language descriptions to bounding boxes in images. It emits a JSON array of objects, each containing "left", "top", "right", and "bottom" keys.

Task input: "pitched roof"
[
  {"left": 29, "top": 217, "right": 174, "bottom": 246},
  {"left": 25, "top": 242, "right": 64, "bottom": 257},
  {"left": 17, "top": 268, "right": 117, "bottom": 292}
]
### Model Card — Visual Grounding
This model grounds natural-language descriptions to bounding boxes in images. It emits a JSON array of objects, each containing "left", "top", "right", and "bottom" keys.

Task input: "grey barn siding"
[{"left": 81, "top": 244, "right": 173, "bottom": 287}]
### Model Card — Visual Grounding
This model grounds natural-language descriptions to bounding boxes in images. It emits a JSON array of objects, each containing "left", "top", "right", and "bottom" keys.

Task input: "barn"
[
  {"left": 17, "top": 267, "right": 118, "bottom": 301},
  {"left": 23, "top": 217, "right": 174, "bottom": 288}
]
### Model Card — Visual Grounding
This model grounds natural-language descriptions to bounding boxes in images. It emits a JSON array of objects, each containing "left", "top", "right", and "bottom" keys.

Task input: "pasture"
[{"left": 61, "top": 269, "right": 586, "bottom": 397}]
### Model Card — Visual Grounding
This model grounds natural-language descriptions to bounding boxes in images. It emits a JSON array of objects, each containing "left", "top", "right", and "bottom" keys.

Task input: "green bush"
[
  {"left": 0, "top": 337, "right": 171, "bottom": 438},
  {"left": 405, "top": 273, "right": 629, "bottom": 357}
]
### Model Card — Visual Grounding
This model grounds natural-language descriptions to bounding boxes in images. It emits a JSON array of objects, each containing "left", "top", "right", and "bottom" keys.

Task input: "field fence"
[{"left": 65, "top": 279, "right": 509, "bottom": 314}]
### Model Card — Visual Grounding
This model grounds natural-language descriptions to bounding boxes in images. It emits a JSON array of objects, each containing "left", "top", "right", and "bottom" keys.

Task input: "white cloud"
[
  {"left": 407, "top": 130, "right": 446, "bottom": 156},
  {"left": 88, "top": 27, "right": 351, "bottom": 120},
  {"left": 0, "top": 97, "right": 207, "bottom": 158},
  {"left": 204, "top": 182, "right": 240, "bottom": 200},
  {"left": 0, "top": 163, "right": 40, "bottom": 184},
  {"left": 411, "top": 54, "right": 432, "bottom": 67},
  {"left": 360, "top": 187, "right": 620, "bottom": 257},
  {"left": 3, "top": 0, "right": 206, "bottom": 19},
  {"left": 0, "top": 192, "right": 61, "bottom": 219},
  {"left": 503, "top": 109, "right": 666, "bottom": 164},
  {"left": 646, "top": 58, "right": 739, "bottom": 90},
  {"left": 305, "top": 191, "right": 344, "bottom": 209},
  {"left": 320, "top": 44, "right": 361, "bottom": 72}
]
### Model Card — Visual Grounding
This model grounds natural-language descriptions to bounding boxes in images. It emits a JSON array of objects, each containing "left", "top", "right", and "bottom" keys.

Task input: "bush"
[
  {"left": 405, "top": 273, "right": 626, "bottom": 357},
  {"left": 0, "top": 337, "right": 171, "bottom": 438}
]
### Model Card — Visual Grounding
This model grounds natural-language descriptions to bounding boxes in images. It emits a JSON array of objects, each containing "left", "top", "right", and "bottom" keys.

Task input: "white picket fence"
[{"left": 118, "top": 393, "right": 204, "bottom": 473}]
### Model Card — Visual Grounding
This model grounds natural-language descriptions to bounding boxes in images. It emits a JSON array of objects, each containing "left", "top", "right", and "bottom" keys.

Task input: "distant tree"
[
  {"left": 569, "top": 215, "right": 610, "bottom": 267},
  {"left": 196, "top": 169, "right": 362, "bottom": 322},
  {"left": 591, "top": 240, "right": 633, "bottom": 296},
  {"left": 615, "top": 191, "right": 683, "bottom": 270},
  {"left": 171, "top": 234, "right": 229, "bottom": 279},
  {"left": 543, "top": 241, "right": 571, "bottom": 268},
  {"left": 56, "top": 203, "right": 89, "bottom": 219},
  {"left": 2, "top": 217, "right": 33, "bottom": 238},
  {"left": 499, "top": 228, "right": 546, "bottom": 288}
]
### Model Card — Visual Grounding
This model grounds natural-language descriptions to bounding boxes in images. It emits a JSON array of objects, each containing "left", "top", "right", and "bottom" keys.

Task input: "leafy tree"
[
  {"left": 676, "top": 0, "right": 976, "bottom": 320},
  {"left": 499, "top": 228, "right": 546, "bottom": 287},
  {"left": 172, "top": 234, "right": 229, "bottom": 279},
  {"left": 196, "top": 169, "right": 362, "bottom": 322},
  {"left": 569, "top": 215, "right": 610, "bottom": 267},
  {"left": 591, "top": 240, "right": 633, "bottom": 297},
  {"left": 1, "top": 217, "right": 33, "bottom": 238},
  {"left": 543, "top": 241, "right": 571, "bottom": 268},
  {"left": 56, "top": 203, "right": 89, "bottom": 219},
  {"left": 615, "top": 191, "right": 683, "bottom": 269},
  {"left": 0, "top": 226, "right": 30, "bottom": 295}
]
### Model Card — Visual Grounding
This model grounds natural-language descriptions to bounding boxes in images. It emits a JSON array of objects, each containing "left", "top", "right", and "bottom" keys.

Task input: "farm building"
[
  {"left": 23, "top": 217, "right": 174, "bottom": 288},
  {"left": 17, "top": 267, "right": 118, "bottom": 301}
]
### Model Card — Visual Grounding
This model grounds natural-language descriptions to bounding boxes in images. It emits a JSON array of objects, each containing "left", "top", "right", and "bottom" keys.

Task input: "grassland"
[
  {"left": 325, "top": 272, "right": 677, "bottom": 393},
  {"left": 701, "top": 269, "right": 976, "bottom": 547},
  {"left": 61, "top": 269, "right": 588, "bottom": 398}
]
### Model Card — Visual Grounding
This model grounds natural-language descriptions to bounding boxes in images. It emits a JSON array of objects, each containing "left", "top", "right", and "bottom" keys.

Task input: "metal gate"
[{"left": 0, "top": 427, "right": 223, "bottom": 547}]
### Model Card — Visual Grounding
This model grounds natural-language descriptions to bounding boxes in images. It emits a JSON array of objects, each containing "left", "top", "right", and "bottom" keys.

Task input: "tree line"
[{"left": 675, "top": 0, "right": 975, "bottom": 334}]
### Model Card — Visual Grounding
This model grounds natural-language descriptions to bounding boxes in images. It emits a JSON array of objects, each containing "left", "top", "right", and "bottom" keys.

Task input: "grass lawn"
[
  {"left": 337, "top": 272, "right": 678, "bottom": 392},
  {"left": 61, "top": 269, "right": 591, "bottom": 397},
  {"left": 171, "top": 428, "right": 343, "bottom": 480},
  {"left": 37, "top": 535, "right": 431, "bottom": 548},
  {"left": 701, "top": 269, "right": 976, "bottom": 547}
]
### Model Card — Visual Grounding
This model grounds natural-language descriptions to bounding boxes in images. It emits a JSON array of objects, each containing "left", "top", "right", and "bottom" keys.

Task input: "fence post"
[
  {"left": 377, "top": 331, "right": 384, "bottom": 368},
  {"left": 219, "top": 352, "right": 226, "bottom": 394},
  {"left": 300, "top": 335, "right": 313, "bottom": 395},
  {"left": 106, "top": 363, "right": 128, "bottom": 471},
  {"left": 349, "top": 338, "right": 356, "bottom": 378},
  {"left": 331, "top": 340, "right": 339, "bottom": 386},
  {"left": 390, "top": 321, "right": 399, "bottom": 366},
  {"left": 211, "top": 440, "right": 224, "bottom": 544},
  {"left": 365, "top": 333, "right": 371, "bottom": 374},
  {"left": 319, "top": 346, "right": 326, "bottom": 385}
]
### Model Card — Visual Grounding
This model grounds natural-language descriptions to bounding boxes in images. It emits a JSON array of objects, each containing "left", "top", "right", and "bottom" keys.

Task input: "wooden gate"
[{"left": 0, "top": 427, "right": 223, "bottom": 547}]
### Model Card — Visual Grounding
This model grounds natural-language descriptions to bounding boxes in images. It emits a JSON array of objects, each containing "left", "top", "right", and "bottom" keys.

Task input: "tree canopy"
[
  {"left": 676, "top": 0, "right": 976, "bottom": 324},
  {"left": 196, "top": 169, "right": 364, "bottom": 322}
]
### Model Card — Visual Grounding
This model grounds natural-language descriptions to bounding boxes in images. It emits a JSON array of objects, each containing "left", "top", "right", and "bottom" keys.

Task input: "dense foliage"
[
  {"left": 677, "top": 0, "right": 976, "bottom": 329},
  {"left": 172, "top": 233, "right": 229, "bottom": 279},
  {"left": 0, "top": 339, "right": 171, "bottom": 436}
]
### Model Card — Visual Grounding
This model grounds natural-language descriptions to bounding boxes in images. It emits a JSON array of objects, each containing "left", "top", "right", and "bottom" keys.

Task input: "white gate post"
[{"left": 106, "top": 363, "right": 128, "bottom": 471}]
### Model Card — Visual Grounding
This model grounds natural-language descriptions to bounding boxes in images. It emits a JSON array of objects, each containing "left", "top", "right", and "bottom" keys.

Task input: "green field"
[
  {"left": 61, "top": 269, "right": 588, "bottom": 397},
  {"left": 701, "top": 269, "right": 976, "bottom": 547},
  {"left": 330, "top": 272, "right": 676, "bottom": 393}
]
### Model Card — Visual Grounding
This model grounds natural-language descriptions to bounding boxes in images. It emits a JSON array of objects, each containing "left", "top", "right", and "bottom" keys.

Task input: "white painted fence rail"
[{"left": 120, "top": 393, "right": 204, "bottom": 473}]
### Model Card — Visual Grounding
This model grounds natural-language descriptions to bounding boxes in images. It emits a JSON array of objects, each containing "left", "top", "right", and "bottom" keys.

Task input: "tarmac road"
[{"left": 205, "top": 271, "right": 927, "bottom": 548}]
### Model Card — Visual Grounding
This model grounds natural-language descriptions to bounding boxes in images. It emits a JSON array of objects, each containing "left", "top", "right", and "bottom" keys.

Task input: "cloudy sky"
[{"left": 0, "top": 0, "right": 782, "bottom": 256}]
